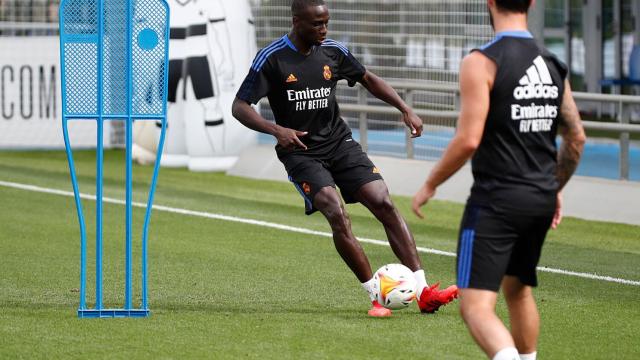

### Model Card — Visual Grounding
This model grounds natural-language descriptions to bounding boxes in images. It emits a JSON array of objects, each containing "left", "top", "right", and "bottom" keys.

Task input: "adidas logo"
[
  {"left": 286, "top": 74, "right": 298, "bottom": 83},
  {"left": 513, "top": 56, "right": 559, "bottom": 100}
]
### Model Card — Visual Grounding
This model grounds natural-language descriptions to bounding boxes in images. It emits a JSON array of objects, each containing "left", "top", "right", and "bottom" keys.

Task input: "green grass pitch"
[{"left": 0, "top": 150, "right": 638, "bottom": 359}]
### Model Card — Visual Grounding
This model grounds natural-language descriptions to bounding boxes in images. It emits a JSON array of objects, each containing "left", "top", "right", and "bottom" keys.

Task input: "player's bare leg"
[
  {"left": 314, "top": 186, "right": 390, "bottom": 317},
  {"left": 502, "top": 275, "right": 539, "bottom": 355},
  {"left": 355, "top": 180, "right": 458, "bottom": 313},
  {"left": 355, "top": 180, "right": 421, "bottom": 269},
  {"left": 459, "top": 288, "right": 516, "bottom": 358},
  {"left": 314, "top": 186, "right": 372, "bottom": 282}
]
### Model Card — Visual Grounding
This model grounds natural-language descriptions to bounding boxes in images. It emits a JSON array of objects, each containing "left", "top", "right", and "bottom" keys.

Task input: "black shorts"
[
  {"left": 281, "top": 138, "right": 383, "bottom": 215},
  {"left": 456, "top": 203, "right": 554, "bottom": 291}
]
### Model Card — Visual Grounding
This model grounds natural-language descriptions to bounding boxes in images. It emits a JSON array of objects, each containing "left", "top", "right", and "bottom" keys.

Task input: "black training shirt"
[
  {"left": 237, "top": 34, "right": 366, "bottom": 157},
  {"left": 470, "top": 31, "right": 568, "bottom": 215}
]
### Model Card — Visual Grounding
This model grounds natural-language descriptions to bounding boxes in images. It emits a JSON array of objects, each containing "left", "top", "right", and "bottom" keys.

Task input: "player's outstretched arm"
[
  {"left": 551, "top": 81, "right": 586, "bottom": 229},
  {"left": 232, "top": 97, "right": 308, "bottom": 150},
  {"left": 411, "top": 52, "right": 494, "bottom": 218},
  {"left": 556, "top": 80, "right": 586, "bottom": 191},
  {"left": 359, "top": 71, "right": 423, "bottom": 137}
]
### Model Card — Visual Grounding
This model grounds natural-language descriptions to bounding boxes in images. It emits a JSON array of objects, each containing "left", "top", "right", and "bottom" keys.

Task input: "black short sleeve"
[
  {"left": 339, "top": 52, "right": 366, "bottom": 87},
  {"left": 322, "top": 40, "right": 366, "bottom": 87},
  {"left": 236, "top": 61, "right": 272, "bottom": 105}
]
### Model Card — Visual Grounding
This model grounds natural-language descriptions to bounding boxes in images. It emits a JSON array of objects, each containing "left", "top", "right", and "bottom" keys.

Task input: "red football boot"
[
  {"left": 368, "top": 300, "right": 392, "bottom": 317},
  {"left": 417, "top": 283, "right": 459, "bottom": 314}
]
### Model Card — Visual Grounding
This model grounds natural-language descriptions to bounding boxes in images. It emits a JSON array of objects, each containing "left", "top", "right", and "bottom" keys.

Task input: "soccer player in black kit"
[
  {"left": 412, "top": 1, "right": 585, "bottom": 359},
  {"left": 232, "top": 0, "right": 458, "bottom": 317}
]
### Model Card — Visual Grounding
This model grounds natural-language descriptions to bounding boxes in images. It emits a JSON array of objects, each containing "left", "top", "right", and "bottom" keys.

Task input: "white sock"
[
  {"left": 361, "top": 277, "right": 377, "bottom": 302},
  {"left": 492, "top": 347, "right": 520, "bottom": 360},
  {"left": 414, "top": 269, "right": 428, "bottom": 296},
  {"left": 519, "top": 352, "right": 536, "bottom": 360}
]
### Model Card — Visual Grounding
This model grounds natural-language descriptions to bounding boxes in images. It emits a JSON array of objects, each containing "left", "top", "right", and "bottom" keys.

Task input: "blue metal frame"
[{"left": 59, "top": 0, "right": 170, "bottom": 318}]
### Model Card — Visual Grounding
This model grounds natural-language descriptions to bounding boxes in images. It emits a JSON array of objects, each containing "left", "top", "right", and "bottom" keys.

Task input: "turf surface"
[{"left": 0, "top": 150, "right": 638, "bottom": 359}]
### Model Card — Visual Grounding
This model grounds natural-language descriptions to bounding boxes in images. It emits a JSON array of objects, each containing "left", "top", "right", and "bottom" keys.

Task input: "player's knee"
[
  {"left": 380, "top": 196, "right": 396, "bottom": 213},
  {"left": 503, "top": 286, "right": 532, "bottom": 304},
  {"left": 327, "top": 204, "right": 350, "bottom": 228},
  {"left": 328, "top": 212, "right": 351, "bottom": 238},
  {"left": 315, "top": 189, "right": 338, "bottom": 209},
  {"left": 330, "top": 202, "right": 349, "bottom": 225},
  {"left": 459, "top": 297, "right": 491, "bottom": 322},
  {"left": 369, "top": 192, "right": 395, "bottom": 214},
  {"left": 502, "top": 277, "right": 532, "bottom": 302},
  {"left": 315, "top": 191, "right": 349, "bottom": 227}
]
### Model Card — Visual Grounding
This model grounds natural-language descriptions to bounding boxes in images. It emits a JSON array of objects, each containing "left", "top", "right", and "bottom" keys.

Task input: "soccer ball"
[{"left": 373, "top": 264, "right": 417, "bottom": 310}]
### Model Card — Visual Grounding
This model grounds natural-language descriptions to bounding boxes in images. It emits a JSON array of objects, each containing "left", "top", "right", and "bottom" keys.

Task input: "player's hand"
[
  {"left": 412, "top": 182, "right": 436, "bottom": 219},
  {"left": 551, "top": 192, "right": 563, "bottom": 229},
  {"left": 402, "top": 111, "right": 423, "bottom": 138},
  {"left": 275, "top": 126, "right": 308, "bottom": 150}
]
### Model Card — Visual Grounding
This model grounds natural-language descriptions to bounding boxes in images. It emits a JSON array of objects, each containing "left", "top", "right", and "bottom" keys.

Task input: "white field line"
[{"left": 1, "top": 179, "right": 639, "bottom": 287}]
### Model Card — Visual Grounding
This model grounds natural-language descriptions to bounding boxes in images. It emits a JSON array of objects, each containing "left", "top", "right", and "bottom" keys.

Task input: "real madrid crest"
[{"left": 323, "top": 65, "right": 332, "bottom": 81}]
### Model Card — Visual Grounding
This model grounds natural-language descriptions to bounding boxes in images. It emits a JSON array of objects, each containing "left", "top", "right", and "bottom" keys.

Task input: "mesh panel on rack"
[
  {"left": 132, "top": 0, "right": 167, "bottom": 116},
  {"left": 103, "top": 0, "right": 128, "bottom": 115},
  {"left": 63, "top": 42, "right": 98, "bottom": 115},
  {"left": 62, "top": 0, "right": 98, "bottom": 116}
]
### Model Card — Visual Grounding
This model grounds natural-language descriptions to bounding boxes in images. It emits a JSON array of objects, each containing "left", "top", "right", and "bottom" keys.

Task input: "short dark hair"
[
  {"left": 495, "top": 0, "right": 531, "bottom": 13},
  {"left": 291, "top": 0, "right": 326, "bottom": 16}
]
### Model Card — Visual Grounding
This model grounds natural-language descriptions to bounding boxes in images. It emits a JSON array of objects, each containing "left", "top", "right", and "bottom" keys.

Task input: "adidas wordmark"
[{"left": 513, "top": 56, "right": 559, "bottom": 100}]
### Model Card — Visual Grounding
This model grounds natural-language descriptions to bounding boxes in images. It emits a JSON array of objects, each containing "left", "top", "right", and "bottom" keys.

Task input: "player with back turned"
[
  {"left": 232, "top": 0, "right": 458, "bottom": 317},
  {"left": 412, "top": 1, "right": 586, "bottom": 359}
]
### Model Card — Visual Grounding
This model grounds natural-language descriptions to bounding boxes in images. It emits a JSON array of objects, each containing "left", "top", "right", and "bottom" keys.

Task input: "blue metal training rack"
[{"left": 59, "top": 0, "right": 170, "bottom": 318}]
